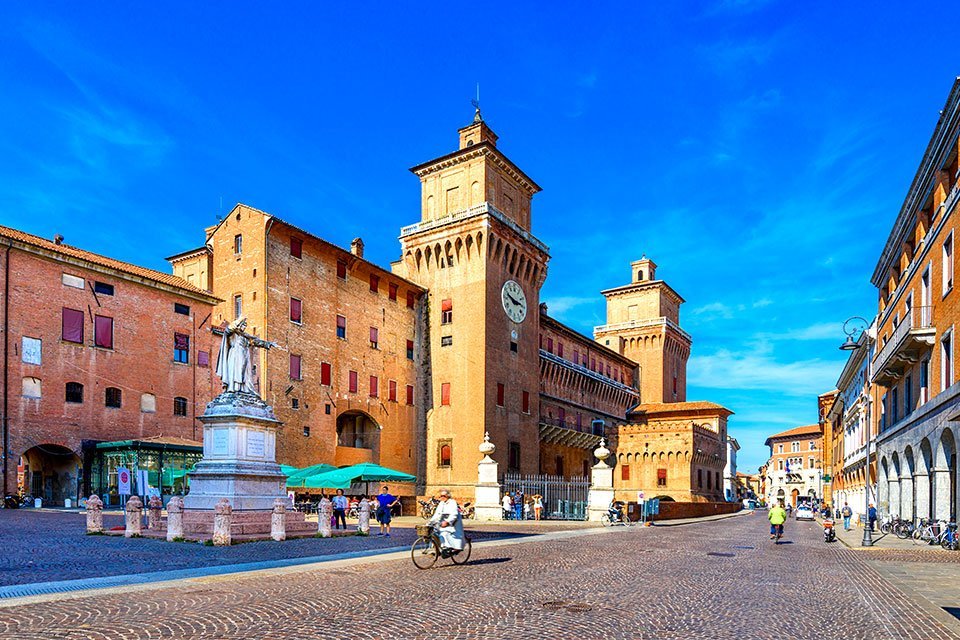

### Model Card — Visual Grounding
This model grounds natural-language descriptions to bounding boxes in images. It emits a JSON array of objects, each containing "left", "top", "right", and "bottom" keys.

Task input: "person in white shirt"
[
  {"left": 428, "top": 489, "right": 464, "bottom": 551},
  {"left": 501, "top": 493, "right": 513, "bottom": 520}
]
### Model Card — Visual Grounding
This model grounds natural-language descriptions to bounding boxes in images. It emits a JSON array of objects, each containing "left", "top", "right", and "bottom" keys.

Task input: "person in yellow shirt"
[{"left": 768, "top": 502, "right": 787, "bottom": 540}]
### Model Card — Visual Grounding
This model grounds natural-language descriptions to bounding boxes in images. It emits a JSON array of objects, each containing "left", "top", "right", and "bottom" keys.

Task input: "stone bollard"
[
  {"left": 124, "top": 496, "right": 143, "bottom": 537},
  {"left": 147, "top": 496, "right": 163, "bottom": 530},
  {"left": 271, "top": 498, "right": 286, "bottom": 542},
  {"left": 213, "top": 498, "right": 232, "bottom": 546},
  {"left": 318, "top": 497, "right": 332, "bottom": 538},
  {"left": 166, "top": 496, "right": 184, "bottom": 542},
  {"left": 85, "top": 494, "right": 104, "bottom": 533},
  {"left": 358, "top": 497, "right": 371, "bottom": 534}
]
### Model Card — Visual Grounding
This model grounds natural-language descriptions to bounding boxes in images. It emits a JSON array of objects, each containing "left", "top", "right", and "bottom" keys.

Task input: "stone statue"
[{"left": 215, "top": 317, "right": 276, "bottom": 394}]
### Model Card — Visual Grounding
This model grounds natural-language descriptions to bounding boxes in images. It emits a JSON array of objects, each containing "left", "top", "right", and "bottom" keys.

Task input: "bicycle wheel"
[
  {"left": 600, "top": 514, "right": 611, "bottom": 527},
  {"left": 914, "top": 529, "right": 931, "bottom": 545},
  {"left": 451, "top": 538, "right": 472, "bottom": 565},
  {"left": 411, "top": 536, "right": 439, "bottom": 569}
]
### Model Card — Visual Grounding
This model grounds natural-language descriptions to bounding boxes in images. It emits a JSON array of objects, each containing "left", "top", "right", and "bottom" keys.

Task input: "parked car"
[{"left": 795, "top": 505, "right": 815, "bottom": 521}]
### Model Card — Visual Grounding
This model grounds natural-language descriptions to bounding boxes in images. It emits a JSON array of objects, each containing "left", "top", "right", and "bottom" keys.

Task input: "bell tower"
[
  {"left": 394, "top": 110, "right": 549, "bottom": 495},
  {"left": 593, "top": 258, "right": 692, "bottom": 403}
]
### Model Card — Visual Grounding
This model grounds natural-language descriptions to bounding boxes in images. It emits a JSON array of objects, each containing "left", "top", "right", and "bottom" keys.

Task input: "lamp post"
[{"left": 840, "top": 316, "right": 873, "bottom": 546}]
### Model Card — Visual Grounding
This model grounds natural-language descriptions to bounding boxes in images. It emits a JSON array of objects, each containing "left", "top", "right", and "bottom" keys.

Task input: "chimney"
[
  {"left": 350, "top": 237, "right": 364, "bottom": 259},
  {"left": 54, "top": 234, "right": 64, "bottom": 245}
]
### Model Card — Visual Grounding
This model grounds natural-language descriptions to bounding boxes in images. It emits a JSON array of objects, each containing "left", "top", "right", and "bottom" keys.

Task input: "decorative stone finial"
[
  {"left": 593, "top": 438, "right": 610, "bottom": 462},
  {"left": 479, "top": 432, "right": 496, "bottom": 457}
]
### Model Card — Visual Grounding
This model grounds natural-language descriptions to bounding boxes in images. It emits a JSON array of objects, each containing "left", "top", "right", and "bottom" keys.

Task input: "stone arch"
[
  {"left": 454, "top": 237, "right": 463, "bottom": 263},
  {"left": 889, "top": 452, "right": 902, "bottom": 518},
  {"left": 424, "top": 246, "right": 432, "bottom": 270},
  {"left": 336, "top": 410, "right": 381, "bottom": 463},
  {"left": 20, "top": 443, "right": 81, "bottom": 506},
  {"left": 934, "top": 428, "right": 957, "bottom": 521},
  {"left": 434, "top": 243, "right": 443, "bottom": 269},
  {"left": 465, "top": 234, "right": 473, "bottom": 259},
  {"left": 471, "top": 180, "right": 481, "bottom": 205},
  {"left": 444, "top": 240, "right": 454, "bottom": 268},
  {"left": 476, "top": 231, "right": 483, "bottom": 253},
  {"left": 426, "top": 195, "right": 435, "bottom": 217}
]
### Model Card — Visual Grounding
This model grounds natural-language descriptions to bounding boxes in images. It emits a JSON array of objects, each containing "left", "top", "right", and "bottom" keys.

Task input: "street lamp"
[{"left": 839, "top": 315, "right": 873, "bottom": 547}]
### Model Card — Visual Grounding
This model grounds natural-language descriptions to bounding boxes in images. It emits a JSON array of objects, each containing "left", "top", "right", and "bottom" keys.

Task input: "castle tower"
[
  {"left": 593, "top": 258, "right": 691, "bottom": 403},
  {"left": 393, "top": 111, "right": 550, "bottom": 494}
]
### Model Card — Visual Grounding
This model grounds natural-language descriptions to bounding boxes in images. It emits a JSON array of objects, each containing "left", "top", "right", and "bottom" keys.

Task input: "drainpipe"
[{"left": 2, "top": 240, "right": 11, "bottom": 496}]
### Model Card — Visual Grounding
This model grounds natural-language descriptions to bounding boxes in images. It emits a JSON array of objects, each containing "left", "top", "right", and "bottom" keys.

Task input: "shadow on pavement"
[{"left": 463, "top": 557, "right": 511, "bottom": 566}]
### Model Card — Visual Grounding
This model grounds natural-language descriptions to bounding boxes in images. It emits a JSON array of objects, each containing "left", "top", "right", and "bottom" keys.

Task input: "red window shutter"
[
  {"left": 290, "top": 298, "right": 302, "bottom": 323},
  {"left": 496, "top": 383, "right": 504, "bottom": 407},
  {"left": 369, "top": 274, "right": 379, "bottom": 292},
  {"left": 370, "top": 327, "right": 378, "bottom": 343},
  {"left": 321, "top": 362, "right": 331, "bottom": 386},
  {"left": 389, "top": 283, "right": 398, "bottom": 301},
  {"left": 62, "top": 308, "right": 84, "bottom": 343},
  {"left": 290, "top": 237, "right": 302, "bottom": 258},
  {"left": 369, "top": 376, "right": 378, "bottom": 398},
  {"left": 389, "top": 380, "right": 397, "bottom": 401},
  {"left": 522, "top": 391, "right": 529, "bottom": 413},
  {"left": 606, "top": 365, "right": 611, "bottom": 377},
  {"left": 337, "top": 315, "right": 346, "bottom": 328},
  {"left": 94, "top": 316, "right": 113, "bottom": 349},
  {"left": 407, "top": 291, "right": 415, "bottom": 309},
  {"left": 558, "top": 408, "right": 565, "bottom": 423},
  {"left": 198, "top": 351, "right": 210, "bottom": 367},
  {"left": 558, "top": 342, "right": 564, "bottom": 358},
  {"left": 546, "top": 338, "right": 553, "bottom": 354},
  {"left": 349, "top": 370, "right": 358, "bottom": 393},
  {"left": 622, "top": 465, "right": 630, "bottom": 481},
  {"left": 290, "top": 354, "right": 301, "bottom": 380},
  {"left": 441, "top": 298, "right": 452, "bottom": 312},
  {"left": 441, "top": 382, "right": 450, "bottom": 406},
  {"left": 174, "top": 333, "right": 189, "bottom": 350},
  {"left": 406, "top": 384, "right": 414, "bottom": 405},
  {"left": 573, "top": 350, "right": 579, "bottom": 365},
  {"left": 337, "top": 260, "right": 347, "bottom": 279},
  {"left": 657, "top": 468, "right": 667, "bottom": 480}
]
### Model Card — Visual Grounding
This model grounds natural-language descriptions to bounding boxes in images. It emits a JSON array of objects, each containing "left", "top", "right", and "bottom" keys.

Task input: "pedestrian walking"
[
  {"left": 332, "top": 489, "right": 348, "bottom": 530},
  {"left": 533, "top": 494, "right": 544, "bottom": 521},
  {"left": 514, "top": 490, "right": 524, "bottom": 521},
  {"left": 868, "top": 503, "right": 877, "bottom": 532},
  {"left": 501, "top": 492, "right": 513, "bottom": 520},
  {"left": 376, "top": 485, "right": 399, "bottom": 537},
  {"left": 841, "top": 503, "right": 852, "bottom": 531},
  {"left": 524, "top": 498, "right": 532, "bottom": 521}
]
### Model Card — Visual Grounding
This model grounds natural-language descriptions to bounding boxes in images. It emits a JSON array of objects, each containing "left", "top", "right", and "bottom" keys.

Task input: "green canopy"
[
  {"left": 284, "top": 463, "right": 337, "bottom": 487},
  {"left": 279, "top": 464, "right": 300, "bottom": 477},
  {"left": 296, "top": 463, "right": 416, "bottom": 489}
]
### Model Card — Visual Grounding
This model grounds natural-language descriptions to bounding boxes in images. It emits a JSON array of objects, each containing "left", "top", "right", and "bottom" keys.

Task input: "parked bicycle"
[
  {"left": 410, "top": 524, "right": 472, "bottom": 569},
  {"left": 418, "top": 498, "right": 439, "bottom": 519}
]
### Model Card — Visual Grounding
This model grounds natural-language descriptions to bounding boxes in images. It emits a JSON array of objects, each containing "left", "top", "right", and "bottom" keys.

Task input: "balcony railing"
[
  {"left": 538, "top": 416, "right": 602, "bottom": 450},
  {"left": 872, "top": 306, "right": 935, "bottom": 384},
  {"left": 399, "top": 201, "right": 549, "bottom": 254},
  {"left": 594, "top": 317, "right": 692, "bottom": 344}
]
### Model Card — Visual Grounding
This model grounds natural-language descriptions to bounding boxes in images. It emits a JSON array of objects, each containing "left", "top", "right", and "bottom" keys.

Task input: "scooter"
[{"left": 823, "top": 518, "right": 836, "bottom": 543}]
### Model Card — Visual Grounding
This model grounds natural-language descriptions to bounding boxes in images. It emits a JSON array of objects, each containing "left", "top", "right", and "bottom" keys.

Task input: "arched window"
[
  {"left": 65, "top": 382, "right": 83, "bottom": 404},
  {"left": 105, "top": 387, "right": 122, "bottom": 408},
  {"left": 439, "top": 443, "right": 452, "bottom": 467},
  {"left": 22, "top": 377, "right": 41, "bottom": 399},
  {"left": 173, "top": 397, "right": 188, "bottom": 417}
]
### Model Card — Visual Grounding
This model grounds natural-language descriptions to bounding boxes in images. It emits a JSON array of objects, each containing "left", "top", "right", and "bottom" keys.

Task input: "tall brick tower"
[
  {"left": 393, "top": 109, "right": 549, "bottom": 494},
  {"left": 593, "top": 257, "right": 691, "bottom": 403}
]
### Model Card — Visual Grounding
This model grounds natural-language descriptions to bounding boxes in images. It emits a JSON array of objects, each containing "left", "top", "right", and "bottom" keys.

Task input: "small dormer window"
[{"left": 466, "top": 139, "right": 474, "bottom": 146}]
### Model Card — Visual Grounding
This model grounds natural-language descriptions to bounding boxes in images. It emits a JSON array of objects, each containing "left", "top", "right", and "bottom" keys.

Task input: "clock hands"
[{"left": 506, "top": 293, "right": 522, "bottom": 306}]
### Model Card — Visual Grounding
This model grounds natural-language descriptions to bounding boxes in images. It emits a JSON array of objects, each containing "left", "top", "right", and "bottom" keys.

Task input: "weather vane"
[{"left": 471, "top": 83, "right": 482, "bottom": 123}]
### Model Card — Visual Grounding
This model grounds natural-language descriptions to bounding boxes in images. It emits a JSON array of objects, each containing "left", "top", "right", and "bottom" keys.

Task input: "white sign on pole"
[
  {"left": 137, "top": 470, "right": 149, "bottom": 496},
  {"left": 117, "top": 467, "right": 131, "bottom": 495},
  {"left": 637, "top": 490, "right": 645, "bottom": 503}
]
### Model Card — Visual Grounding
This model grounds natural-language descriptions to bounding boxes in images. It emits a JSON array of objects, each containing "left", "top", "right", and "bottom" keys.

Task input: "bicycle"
[
  {"left": 913, "top": 519, "right": 948, "bottom": 545},
  {"left": 600, "top": 510, "right": 634, "bottom": 527},
  {"left": 411, "top": 524, "right": 472, "bottom": 569},
  {"left": 418, "top": 498, "right": 439, "bottom": 519},
  {"left": 772, "top": 524, "right": 784, "bottom": 544},
  {"left": 940, "top": 522, "right": 959, "bottom": 550}
]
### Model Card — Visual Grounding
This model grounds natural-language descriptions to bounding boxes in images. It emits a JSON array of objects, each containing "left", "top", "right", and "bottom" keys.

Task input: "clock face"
[{"left": 501, "top": 280, "right": 527, "bottom": 323}]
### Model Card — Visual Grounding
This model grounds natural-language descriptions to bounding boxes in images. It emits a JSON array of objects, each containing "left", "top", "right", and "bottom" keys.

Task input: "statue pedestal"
[
  {"left": 183, "top": 392, "right": 289, "bottom": 511},
  {"left": 587, "top": 463, "right": 615, "bottom": 522}
]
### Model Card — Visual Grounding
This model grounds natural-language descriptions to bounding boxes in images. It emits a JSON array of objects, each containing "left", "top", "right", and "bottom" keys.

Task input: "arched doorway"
[
  {"left": 776, "top": 488, "right": 785, "bottom": 506},
  {"left": 935, "top": 429, "right": 957, "bottom": 521},
  {"left": 20, "top": 444, "right": 81, "bottom": 506},
  {"left": 790, "top": 488, "right": 800, "bottom": 508},
  {"left": 335, "top": 411, "right": 380, "bottom": 465}
]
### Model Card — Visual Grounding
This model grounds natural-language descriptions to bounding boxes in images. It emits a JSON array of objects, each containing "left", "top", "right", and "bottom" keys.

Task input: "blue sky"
[{"left": 1, "top": 3, "right": 956, "bottom": 472}]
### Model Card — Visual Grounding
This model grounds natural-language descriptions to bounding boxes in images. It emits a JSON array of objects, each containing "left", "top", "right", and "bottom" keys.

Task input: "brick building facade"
[{"left": 0, "top": 225, "right": 220, "bottom": 506}]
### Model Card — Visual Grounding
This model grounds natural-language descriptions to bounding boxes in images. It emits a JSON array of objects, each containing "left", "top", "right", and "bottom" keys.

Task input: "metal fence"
[{"left": 502, "top": 472, "right": 591, "bottom": 520}]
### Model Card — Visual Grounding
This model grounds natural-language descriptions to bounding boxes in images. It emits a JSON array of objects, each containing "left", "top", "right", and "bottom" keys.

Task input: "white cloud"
[
  {"left": 689, "top": 347, "right": 841, "bottom": 397},
  {"left": 542, "top": 296, "right": 595, "bottom": 317},
  {"left": 692, "top": 301, "right": 734, "bottom": 319}
]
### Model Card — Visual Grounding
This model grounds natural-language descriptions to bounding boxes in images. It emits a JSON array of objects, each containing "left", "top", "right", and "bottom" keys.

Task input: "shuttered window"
[{"left": 62, "top": 308, "right": 84, "bottom": 344}]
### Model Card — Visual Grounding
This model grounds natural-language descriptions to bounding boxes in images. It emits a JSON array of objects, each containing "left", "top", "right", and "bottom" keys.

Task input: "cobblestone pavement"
[
  {"left": 0, "top": 510, "right": 540, "bottom": 587},
  {"left": 2, "top": 512, "right": 960, "bottom": 639}
]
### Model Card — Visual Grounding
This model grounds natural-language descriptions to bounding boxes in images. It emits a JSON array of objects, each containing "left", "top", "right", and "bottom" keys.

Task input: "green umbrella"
[
  {"left": 285, "top": 463, "right": 337, "bottom": 488},
  {"left": 297, "top": 463, "right": 416, "bottom": 490},
  {"left": 279, "top": 464, "right": 300, "bottom": 477}
]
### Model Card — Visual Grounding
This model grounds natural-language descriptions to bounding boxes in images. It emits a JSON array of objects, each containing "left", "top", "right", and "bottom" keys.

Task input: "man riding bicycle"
[
  {"left": 427, "top": 489, "right": 464, "bottom": 553},
  {"left": 769, "top": 502, "right": 787, "bottom": 539},
  {"left": 608, "top": 499, "right": 626, "bottom": 524}
]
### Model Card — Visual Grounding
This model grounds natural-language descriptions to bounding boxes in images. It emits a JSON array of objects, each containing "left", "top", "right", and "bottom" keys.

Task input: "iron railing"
[
  {"left": 502, "top": 472, "right": 591, "bottom": 520},
  {"left": 873, "top": 305, "right": 933, "bottom": 377}
]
